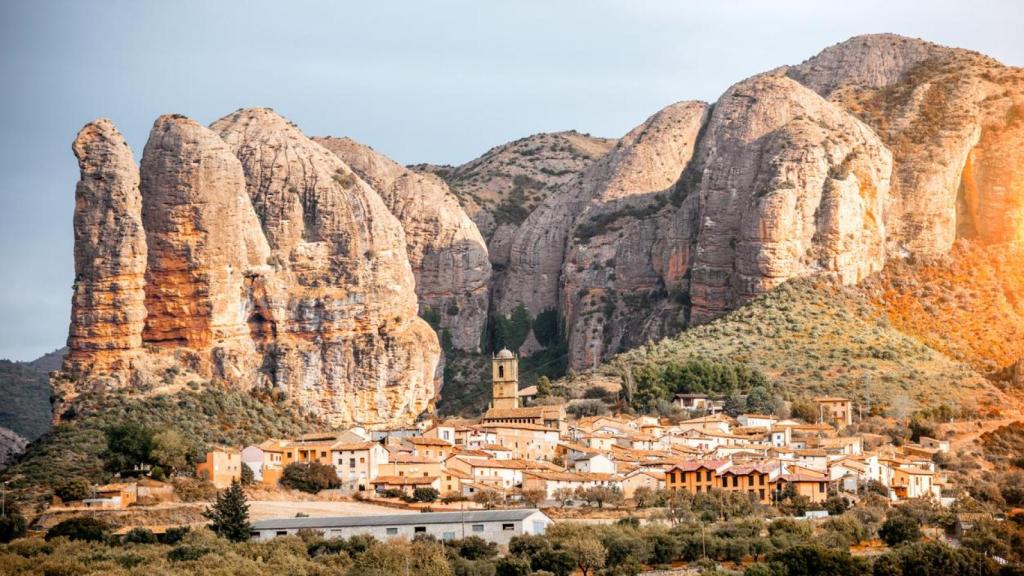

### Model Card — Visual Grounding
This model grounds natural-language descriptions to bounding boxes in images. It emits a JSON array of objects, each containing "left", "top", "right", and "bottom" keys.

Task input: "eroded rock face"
[
  {"left": 681, "top": 73, "right": 893, "bottom": 324},
  {"left": 560, "top": 102, "right": 709, "bottom": 369},
  {"left": 60, "top": 111, "right": 440, "bottom": 429},
  {"left": 65, "top": 119, "right": 147, "bottom": 376},
  {"left": 315, "top": 137, "right": 491, "bottom": 352},
  {"left": 788, "top": 33, "right": 1024, "bottom": 256}
]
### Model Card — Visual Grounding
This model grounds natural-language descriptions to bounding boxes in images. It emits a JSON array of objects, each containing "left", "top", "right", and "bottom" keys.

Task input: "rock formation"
[
  {"left": 315, "top": 137, "right": 491, "bottom": 351},
  {"left": 65, "top": 119, "right": 147, "bottom": 376},
  {"left": 60, "top": 110, "right": 440, "bottom": 428}
]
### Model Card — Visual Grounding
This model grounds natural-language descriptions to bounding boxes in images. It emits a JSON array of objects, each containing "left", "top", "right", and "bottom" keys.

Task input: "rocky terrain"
[
  {"left": 314, "top": 137, "right": 490, "bottom": 352},
  {"left": 53, "top": 34, "right": 1024, "bottom": 427},
  {"left": 58, "top": 110, "right": 440, "bottom": 429}
]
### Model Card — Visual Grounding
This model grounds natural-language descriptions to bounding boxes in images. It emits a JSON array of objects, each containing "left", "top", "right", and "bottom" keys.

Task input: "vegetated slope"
[
  {"left": 598, "top": 278, "right": 1012, "bottom": 416},
  {"left": 860, "top": 240, "right": 1024, "bottom": 376},
  {"left": 0, "top": 359, "right": 54, "bottom": 440},
  {"left": 1, "top": 384, "right": 318, "bottom": 495}
]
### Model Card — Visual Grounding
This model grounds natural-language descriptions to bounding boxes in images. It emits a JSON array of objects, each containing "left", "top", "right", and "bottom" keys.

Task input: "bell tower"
[{"left": 491, "top": 348, "right": 519, "bottom": 410}]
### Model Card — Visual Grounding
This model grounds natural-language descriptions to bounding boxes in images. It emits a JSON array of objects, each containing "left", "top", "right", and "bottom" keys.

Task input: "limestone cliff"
[
  {"left": 314, "top": 137, "right": 491, "bottom": 352},
  {"left": 65, "top": 119, "right": 147, "bottom": 376},
  {"left": 59, "top": 111, "right": 440, "bottom": 429}
]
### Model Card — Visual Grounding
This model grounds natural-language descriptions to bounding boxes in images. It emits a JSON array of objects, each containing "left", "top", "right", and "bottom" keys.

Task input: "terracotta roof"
[
  {"left": 479, "top": 422, "right": 559, "bottom": 432},
  {"left": 388, "top": 454, "right": 441, "bottom": 464},
  {"left": 484, "top": 405, "right": 564, "bottom": 420},
  {"left": 667, "top": 459, "right": 731, "bottom": 473},
  {"left": 407, "top": 437, "right": 453, "bottom": 446},
  {"left": 331, "top": 442, "right": 377, "bottom": 451},
  {"left": 372, "top": 475, "right": 438, "bottom": 486}
]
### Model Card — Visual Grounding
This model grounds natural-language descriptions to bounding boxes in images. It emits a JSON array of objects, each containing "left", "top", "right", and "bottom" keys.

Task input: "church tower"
[{"left": 491, "top": 348, "right": 519, "bottom": 410}]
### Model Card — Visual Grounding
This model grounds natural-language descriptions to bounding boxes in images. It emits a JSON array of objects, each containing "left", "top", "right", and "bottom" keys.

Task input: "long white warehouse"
[{"left": 249, "top": 508, "right": 552, "bottom": 544}]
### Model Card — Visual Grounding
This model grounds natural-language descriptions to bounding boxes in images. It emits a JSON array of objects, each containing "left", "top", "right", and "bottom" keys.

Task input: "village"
[{"left": 56, "top": 348, "right": 954, "bottom": 546}]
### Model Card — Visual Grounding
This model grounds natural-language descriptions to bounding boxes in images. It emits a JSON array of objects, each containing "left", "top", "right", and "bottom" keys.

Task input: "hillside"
[
  {"left": 860, "top": 240, "right": 1024, "bottom": 376},
  {"left": 595, "top": 277, "right": 1015, "bottom": 417},
  {"left": 1, "top": 383, "right": 319, "bottom": 499},
  {"left": 0, "top": 358, "right": 54, "bottom": 440}
]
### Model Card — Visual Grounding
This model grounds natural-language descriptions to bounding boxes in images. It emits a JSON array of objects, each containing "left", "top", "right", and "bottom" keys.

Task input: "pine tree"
[{"left": 203, "top": 478, "right": 251, "bottom": 542}]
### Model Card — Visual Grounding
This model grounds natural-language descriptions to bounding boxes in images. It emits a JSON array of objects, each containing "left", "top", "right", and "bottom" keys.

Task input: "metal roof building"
[{"left": 249, "top": 508, "right": 552, "bottom": 544}]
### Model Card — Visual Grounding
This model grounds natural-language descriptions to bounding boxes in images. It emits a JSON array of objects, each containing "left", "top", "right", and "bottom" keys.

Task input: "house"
[
  {"left": 521, "top": 471, "right": 621, "bottom": 500},
  {"left": 674, "top": 393, "right": 711, "bottom": 411},
  {"left": 674, "top": 414, "right": 734, "bottom": 435},
  {"left": 718, "top": 463, "right": 780, "bottom": 504},
  {"left": 573, "top": 453, "right": 616, "bottom": 474},
  {"left": 483, "top": 405, "right": 567, "bottom": 437},
  {"left": 518, "top": 385, "right": 538, "bottom": 405},
  {"left": 195, "top": 448, "right": 242, "bottom": 489},
  {"left": 621, "top": 470, "right": 664, "bottom": 500},
  {"left": 250, "top": 509, "right": 553, "bottom": 545},
  {"left": 478, "top": 422, "right": 560, "bottom": 461},
  {"left": 422, "top": 424, "right": 456, "bottom": 444},
  {"left": 407, "top": 436, "right": 455, "bottom": 460},
  {"left": 83, "top": 483, "right": 136, "bottom": 508},
  {"left": 776, "top": 471, "right": 829, "bottom": 503},
  {"left": 446, "top": 457, "right": 530, "bottom": 490},
  {"left": 814, "top": 397, "right": 853, "bottom": 427},
  {"left": 737, "top": 414, "right": 777, "bottom": 429},
  {"left": 331, "top": 441, "right": 389, "bottom": 492},
  {"left": 371, "top": 475, "right": 441, "bottom": 497},
  {"left": 919, "top": 436, "right": 950, "bottom": 453},
  {"left": 377, "top": 454, "right": 444, "bottom": 479},
  {"left": 241, "top": 439, "right": 288, "bottom": 484},
  {"left": 891, "top": 466, "right": 938, "bottom": 500},
  {"left": 665, "top": 460, "right": 732, "bottom": 494}
]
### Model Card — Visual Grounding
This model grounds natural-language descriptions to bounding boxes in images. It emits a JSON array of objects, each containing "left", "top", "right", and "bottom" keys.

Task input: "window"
[
  {"left": 759, "top": 489, "right": 765, "bottom": 499},
  {"left": 502, "top": 524, "right": 514, "bottom": 531},
  {"left": 386, "top": 527, "right": 398, "bottom": 535},
  {"left": 819, "top": 482, "right": 825, "bottom": 493},
  {"left": 732, "top": 476, "right": 738, "bottom": 488},
  {"left": 443, "top": 531, "right": 456, "bottom": 541},
  {"left": 276, "top": 531, "right": 288, "bottom": 536},
  {"left": 360, "top": 457, "right": 365, "bottom": 464},
  {"left": 499, "top": 366, "right": 505, "bottom": 378},
  {"left": 320, "top": 451, "right": 327, "bottom": 458},
  {"left": 705, "top": 470, "right": 712, "bottom": 482},
  {"left": 472, "top": 524, "right": 484, "bottom": 533},
  {"left": 721, "top": 478, "right": 728, "bottom": 488},
  {"left": 414, "top": 527, "right": 426, "bottom": 533},
  {"left": 350, "top": 458, "right": 356, "bottom": 468}
]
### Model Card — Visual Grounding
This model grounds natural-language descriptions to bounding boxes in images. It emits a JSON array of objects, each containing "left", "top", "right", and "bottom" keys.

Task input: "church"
[{"left": 482, "top": 348, "right": 567, "bottom": 435}]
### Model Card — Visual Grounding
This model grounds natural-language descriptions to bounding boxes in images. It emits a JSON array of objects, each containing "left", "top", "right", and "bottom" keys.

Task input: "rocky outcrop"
[
  {"left": 64, "top": 120, "right": 147, "bottom": 376},
  {"left": 59, "top": 110, "right": 440, "bottom": 429},
  {"left": 681, "top": 73, "right": 893, "bottom": 324},
  {"left": 788, "top": 34, "right": 1024, "bottom": 256},
  {"left": 314, "top": 137, "right": 491, "bottom": 351},
  {"left": 0, "top": 425, "right": 28, "bottom": 470},
  {"left": 560, "top": 102, "right": 709, "bottom": 369},
  {"left": 415, "top": 131, "right": 616, "bottom": 267}
]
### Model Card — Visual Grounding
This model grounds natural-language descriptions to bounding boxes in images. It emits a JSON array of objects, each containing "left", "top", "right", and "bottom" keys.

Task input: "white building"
[
  {"left": 573, "top": 453, "right": 616, "bottom": 474},
  {"left": 249, "top": 509, "right": 552, "bottom": 545}
]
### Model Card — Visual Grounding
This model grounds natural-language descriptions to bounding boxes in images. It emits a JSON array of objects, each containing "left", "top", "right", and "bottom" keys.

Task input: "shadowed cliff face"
[{"left": 60, "top": 110, "right": 440, "bottom": 429}]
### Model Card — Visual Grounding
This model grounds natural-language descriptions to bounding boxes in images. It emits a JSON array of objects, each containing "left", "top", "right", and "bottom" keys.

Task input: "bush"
[
  {"left": 123, "top": 527, "right": 157, "bottom": 544},
  {"left": 879, "top": 514, "right": 922, "bottom": 547},
  {"left": 567, "top": 400, "right": 608, "bottom": 418},
  {"left": 45, "top": 517, "right": 110, "bottom": 542},
  {"left": 54, "top": 477, "right": 94, "bottom": 502},
  {"left": 413, "top": 487, "right": 439, "bottom": 503},
  {"left": 495, "top": 555, "right": 532, "bottom": 576},
  {"left": 160, "top": 526, "right": 190, "bottom": 544},
  {"left": 280, "top": 461, "right": 340, "bottom": 493},
  {"left": 167, "top": 545, "right": 210, "bottom": 562},
  {"left": 766, "top": 544, "right": 869, "bottom": 576},
  {"left": 451, "top": 535, "right": 498, "bottom": 560},
  {"left": 172, "top": 476, "right": 217, "bottom": 502},
  {"left": 0, "top": 511, "right": 27, "bottom": 543}
]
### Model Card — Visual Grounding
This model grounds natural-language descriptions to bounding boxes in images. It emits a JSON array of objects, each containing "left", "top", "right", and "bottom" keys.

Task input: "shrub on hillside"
[
  {"left": 45, "top": 516, "right": 110, "bottom": 542},
  {"left": 879, "top": 514, "right": 922, "bottom": 547},
  {"left": 0, "top": 511, "right": 27, "bottom": 543},
  {"left": 413, "top": 486, "right": 439, "bottom": 502},
  {"left": 54, "top": 477, "right": 94, "bottom": 502},
  {"left": 280, "top": 461, "right": 340, "bottom": 493}
]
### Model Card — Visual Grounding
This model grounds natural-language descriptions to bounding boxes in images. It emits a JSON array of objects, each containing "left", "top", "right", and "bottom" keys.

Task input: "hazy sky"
[{"left": 1, "top": 0, "right": 1023, "bottom": 361}]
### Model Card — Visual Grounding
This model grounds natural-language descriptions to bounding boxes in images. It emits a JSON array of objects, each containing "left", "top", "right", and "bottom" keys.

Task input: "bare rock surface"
[{"left": 315, "top": 136, "right": 491, "bottom": 352}]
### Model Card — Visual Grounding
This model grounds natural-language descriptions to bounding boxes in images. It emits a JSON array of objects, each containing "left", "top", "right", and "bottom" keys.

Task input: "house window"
[
  {"left": 502, "top": 524, "right": 514, "bottom": 531},
  {"left": 386, "top": 527, "right": 398, "bottom": 535},
  {"left": 360, "top": 457, "right": 365, "bottom": 464},
  {"left": 759, "top": 489, "right": 765, "bottom": 499},
  {"left": 350, "top": 458, "right": 356, "bottom": 468},
  {"left": 414, "top": 527, "right": 426, "bottom": 533},
  {"left": 472, "top": 524, "right": 484, "bottom": 532},
  {"left": 705, "top": 470, "right": 712, "bottom": 481},
  {"left": 721, "top": 478, "right": 728, "bottom": 488},
  {"left": 320, "top": 451, "right": 327, "bottom": 458},
  {"left": 819, "top": 483, "right": 825, "bottom": 493},
  {"left": 443, "top": 531, "right": 456, "bottom": 541},
  {"left": 732, "top": 476, "right": 738, "bottom": 488},
  {"left": 276, "top": 531, "right": 288, "bottom": 536}
]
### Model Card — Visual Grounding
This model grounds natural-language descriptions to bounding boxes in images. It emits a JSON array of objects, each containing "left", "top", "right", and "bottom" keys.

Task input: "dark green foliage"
[
  {"left": 413, "top": 486, "right": 439, "bottom": 502},
  {"left": 0, "top": 358, "right": 53, "bottom": 440},
  {"left": 765, "top": 544, "right": 869, "bottom": 576},
  {"left": 0, "top": 510, "right": 26, "bottom": 543},
  {"left": 450, "top": 535, "right": 498, "bottom": 560},
  {"left": 280, "top": 461, "right": 340, "bottom": 493},
  {"left": 492, "top": 304, "right": 533, "bottom": 352},
  {"left": 879, "top": 514, "right": 922, "bottom": 546},
  {"left": 568, "top": 400, "right": 608, "bottom": 418},
  {"left": 203, "top": 479, "right": 251, "bottom": 542},
  {"left": 573, "top": 199, "right": 667, "bottom": 243},
  {"left": 122, "top": 527, "right": 157, "bottom": 544},
  {"left": 102, "top": 422, "right": 154, "bottom": 474},
  {"left": 45, "top": 516, "right": 110, "bottom": 542},
  {"left": 240, "top": 462, "right": 255, "bottom": 486},
  {"left": 160, "top": 526, "right": 190, "bottom": 544},
  {"left": 167, "top": 545, "right": 210, "bottom": 562},
  {"left": 54, "top": 477, "right": 93, "bottom": 502},
  {"left": 495, "top": 555, "right": 532, "bottom": 576},
  {"left": 532, "top": 309, "right": 560, "bottom": 348},
  {"left": 421, "top": 306, "right": 442, "bottom": 329},
  {"left": 872, "top": 541, "right": 998, "bottom": 576},
  {"left": 629, "top": 358, "right": 771, "bottom": 411},
  {"left": 2, "top": 385, "right": 316, "bottom": 499}
]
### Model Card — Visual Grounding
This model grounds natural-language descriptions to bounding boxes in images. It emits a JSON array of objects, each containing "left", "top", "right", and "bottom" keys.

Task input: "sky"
[{"left": 1, "top": 0, "right": 1023, "bottom": 362}]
